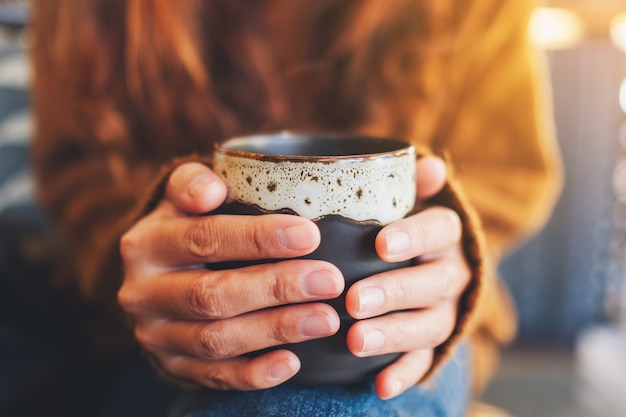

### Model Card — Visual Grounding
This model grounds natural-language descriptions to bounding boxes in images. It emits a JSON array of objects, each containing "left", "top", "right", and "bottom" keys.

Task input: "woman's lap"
[{"left": 170, "top": 343, "right": 470, "bottom": 417}]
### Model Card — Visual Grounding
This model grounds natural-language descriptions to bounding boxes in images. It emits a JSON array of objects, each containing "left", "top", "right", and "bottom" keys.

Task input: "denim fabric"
[{"left": 171, "top": 344, "right": 470, "bottom": 417}]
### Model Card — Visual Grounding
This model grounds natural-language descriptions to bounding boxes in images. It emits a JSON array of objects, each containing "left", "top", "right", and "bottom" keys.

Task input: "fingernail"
[
  {"left": 279, "top": 225, "right": 317, "bottom": 251},
  {"left": 188, "top": 174, "right": 213, "bottom": 198},
  {"left": 302, "top": 270, "right": 342, "bottom": 297},
  {"left": 385, "top": 229, "right": 410, "bottom": 256},
  {"left": 361, "top": 328, "right": 385, "bottom": 353},
  {"left": 358, "top": 287, "right": 385, "bottom": 314},
  {"left": 388, "top": 379, "right": 403, "bottom": 399},
  {"left": 299, "top": 313, "right": 335, "bottom": 337},
  {"left": 268, "top": 358, "right": 298, "bottom": 381}
]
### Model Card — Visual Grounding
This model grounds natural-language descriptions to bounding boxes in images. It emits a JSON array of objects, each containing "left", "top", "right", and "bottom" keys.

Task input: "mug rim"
[{"left": 214, "top": 131, "right": 415, "bottom": 162}]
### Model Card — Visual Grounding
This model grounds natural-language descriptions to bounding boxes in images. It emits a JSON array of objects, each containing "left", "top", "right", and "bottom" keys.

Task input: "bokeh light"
[
  {"left": 530, "top": 7, "right": 585, "bottom": 50},
  {"left": 610, "top": 12, "right": 626, "bottom": 53}
]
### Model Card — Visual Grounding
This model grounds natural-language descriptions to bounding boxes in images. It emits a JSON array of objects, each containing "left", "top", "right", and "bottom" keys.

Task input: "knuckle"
[
  {"left": 249, "top": 223, "right": 266, "bottom": 255},
  {"left": 428, "top": 312, "right": 455, "bottom": 347},
  {"left": 459, "top": 261, "right": 472, "bottom": 288},
  {"left": 439, "top": 208, "right": 462, "bottom": 241},
  {"left": 133, "top": 325, "right": 153, "bottom": 349},
  {"left": 119, "top": 231, "right": 142, "bottom": 263},
  {"left": 158, "top": 356, "right": 198, "bottom": 387},
  {"left": 196, "top": 322, "right": 233, "bottom": 360},
  {"left": 117, "top": 285, "right": 140, "bottom": 313},
  {"left": 271, "top": 313, "right": 297, "bottom": 345},
  {"left": 436, "top": 261, "right": 460, "bottom": 301},
  {"left": 438, "top": 259, "right": 472, "bottom": 302},
  {"left": 268, "top": 273, "right": 292, "bottom": 304},
  {"left": 197, "top": 363, "right": 264, "bottom": 391},
  {"left": 188, "top": 275, "right": 226, "bottom": 319},
  {"left": 199, "top": 368, "right": 232, "bottom": 391},
  {"left": 182, "top": 219, "right": 220, "bottom": 259},
  {"left": 248, "top": 221, "right": 275, "bottom": 257}
]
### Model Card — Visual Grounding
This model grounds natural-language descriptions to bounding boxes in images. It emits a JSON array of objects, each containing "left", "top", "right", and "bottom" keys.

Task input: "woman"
[{"left": 31, "top": 0, "right": 561, "bottom": 416}]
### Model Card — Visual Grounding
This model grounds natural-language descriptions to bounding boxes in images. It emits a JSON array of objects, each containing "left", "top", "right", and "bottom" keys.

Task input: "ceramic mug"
[{"left": 211, "top": 132, "right": 416, "bottom": 385}]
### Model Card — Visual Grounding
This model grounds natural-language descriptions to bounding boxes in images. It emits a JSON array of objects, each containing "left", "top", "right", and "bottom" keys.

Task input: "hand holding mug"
[
  {"left": 118, "top": 162, "right": 343, "bottom": 390},
  {"left": 346, "top": 157, "right": 471, "bottom": 399}
]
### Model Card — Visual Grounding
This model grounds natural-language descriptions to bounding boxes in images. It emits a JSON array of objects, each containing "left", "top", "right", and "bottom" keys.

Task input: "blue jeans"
[{"left": 170, "top": 343, "right": 470, "bottom": 417}]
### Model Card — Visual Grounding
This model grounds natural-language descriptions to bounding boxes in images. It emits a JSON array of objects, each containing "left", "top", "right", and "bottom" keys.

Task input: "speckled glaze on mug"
[
  {"left": 214, "top": 133, "right": 416, "bottom": 224},
  {"left": 212, "top": 132, "right": 416, "bottom": 385}
]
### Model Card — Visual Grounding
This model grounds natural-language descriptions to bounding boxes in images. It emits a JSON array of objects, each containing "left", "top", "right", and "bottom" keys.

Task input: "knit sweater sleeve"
[{"left": 438, "top": 0, "right": 562, "bottom": 259}]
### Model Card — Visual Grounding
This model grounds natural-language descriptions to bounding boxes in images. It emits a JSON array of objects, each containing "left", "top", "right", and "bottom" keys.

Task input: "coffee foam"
[{"left": 214, "top": 153, "right": 416, "bottom": 225}]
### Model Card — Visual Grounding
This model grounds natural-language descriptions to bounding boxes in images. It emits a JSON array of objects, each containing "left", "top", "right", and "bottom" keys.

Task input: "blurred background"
[
  {"left": 485, "top": 1, "right": 626, "bottom": 416},
  {"left": 0, "top": 0, "right": 625, "bottom": 416}
]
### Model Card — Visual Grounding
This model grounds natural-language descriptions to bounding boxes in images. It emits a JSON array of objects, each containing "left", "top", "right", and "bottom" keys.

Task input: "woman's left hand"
[{"left": 344, "top": 156, "right": 471, "bottom": 400}]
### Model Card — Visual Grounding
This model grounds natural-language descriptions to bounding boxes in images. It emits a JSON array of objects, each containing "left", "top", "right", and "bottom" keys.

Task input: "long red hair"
[{"left": 32, "top": 0, "right": 455, "bottom": 172}]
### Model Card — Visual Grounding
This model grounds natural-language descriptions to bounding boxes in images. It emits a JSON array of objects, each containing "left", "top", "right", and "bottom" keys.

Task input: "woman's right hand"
[{"left": 118, "top": 162, "right": 344, "bottom": 390}]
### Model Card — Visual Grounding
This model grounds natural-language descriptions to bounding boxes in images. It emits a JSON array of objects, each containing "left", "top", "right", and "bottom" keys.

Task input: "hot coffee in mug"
[{"left": 211, "top": 132, "right": 416, "bottom": 385}]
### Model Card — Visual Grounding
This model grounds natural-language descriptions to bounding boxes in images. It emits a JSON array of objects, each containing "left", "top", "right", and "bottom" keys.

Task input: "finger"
[
  {"left": 415, "top": 156, "right": 447, "bottom": 200},
  {"left": 375, "top": 206, "right": 461, "bottom": 262},
  {"left": 119, "top": 260, "right": 344, "bottom": 320},
  {"left": 135, "top": 304, "right": 340, "bottom": 360},
  {"left": 155, "top": 349, "right": 301, "bottom": 390},
  {"left": 346, "top": 254, "right": 470, "bottom": 319},
  {"left": 166, "top": 162, "right": 228, "bottom": 214},
  {"left": 374, "top": 349, "right": 434, "bottom": 400},
  {"left": 121, "top": 213, "right": 321, "bottom": 270},
  {"left": 345, "top": 304, "right": 457, "bottom": 357}
]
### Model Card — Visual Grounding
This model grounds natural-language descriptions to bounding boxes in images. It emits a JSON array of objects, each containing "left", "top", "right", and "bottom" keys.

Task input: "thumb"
[{"left": 165, "top": 162, "right": 227, "bottom": 214}]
